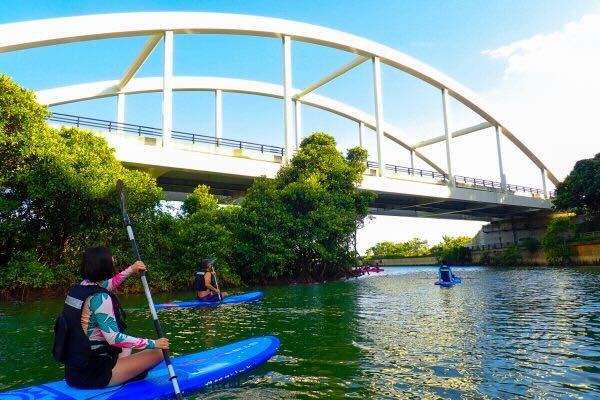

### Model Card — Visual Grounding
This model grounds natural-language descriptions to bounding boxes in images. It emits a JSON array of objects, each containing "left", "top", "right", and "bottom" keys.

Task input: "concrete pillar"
[
  {"left": 282, "top": 35, "right": 294, "bottom": 160},
  {"left": 215, "top": 89, "right": 222, "bottom": 139},
  {"left": 117, "top": 93, "right": 125, "bottom": 134},
  {"left": 295, "top": 100, "right": 302, "bottom": 149},
  {"left": 162, "top": 31, "right": 173, "bottom": 146},
  {"left": 441, "top": 88, "right": 454, "bottom": 186},
  {"left": 410, "top": 150, "right": 415, "bottom": 173},
  {"left": 372, "top": 57, "right": 385, "bottom": 176},
  {"left": 495, "top": 125, "right": 507, "bottom": 190}
]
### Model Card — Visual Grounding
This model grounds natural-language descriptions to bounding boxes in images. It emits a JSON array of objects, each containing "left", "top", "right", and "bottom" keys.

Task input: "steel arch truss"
[{"left": 0, "top": 12, "right": 557, "bottom": 190}]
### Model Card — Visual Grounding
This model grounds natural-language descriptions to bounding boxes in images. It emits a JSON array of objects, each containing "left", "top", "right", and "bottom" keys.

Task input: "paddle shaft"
[
  {"left": 118, "top": 186, "right": 183, "bottom": 400},
  {"left": 210, "top": 265, "right": 223, "bottom": 302}
]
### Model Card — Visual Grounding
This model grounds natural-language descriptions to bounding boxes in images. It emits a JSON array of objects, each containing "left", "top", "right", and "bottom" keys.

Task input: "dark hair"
[
  {"left": 82, "top": 247, "right": 116, "bottom": 282},
  {"left": 201, "top": 258, "right": 215, "bottom": 271}
]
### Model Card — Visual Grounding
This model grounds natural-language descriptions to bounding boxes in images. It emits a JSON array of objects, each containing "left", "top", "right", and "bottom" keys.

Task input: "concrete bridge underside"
[{"left": 102, "top": 132, "right": 551, "bottom": 222}]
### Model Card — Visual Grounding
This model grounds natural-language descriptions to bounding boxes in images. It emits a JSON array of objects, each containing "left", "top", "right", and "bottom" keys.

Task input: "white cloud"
[{"left": 482, "top": 14, "right": 600, "bottom": 181}]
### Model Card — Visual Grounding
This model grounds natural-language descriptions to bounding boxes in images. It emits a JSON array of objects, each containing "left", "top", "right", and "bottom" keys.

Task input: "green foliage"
[
  {"left": 542, "top": 217, "right": 576, "bottom": 264},
  {"left": 520, "top": 237, "right": 540, "bottom": 253},
  {"left": 493, "top": 244, "right": 523, "bottom": 266},
  {"left": 181, "top": 185, "right": 219, "bottom": 215},
  {"left": 430, "top": 236, "right": 472, "bottom": 264},
  {"left": 365, "top": 238, "right": 430, "bottom": 259},
  {"left": 231, "top": 132, "right": 375, "bottom": 282},
  {"left": 0, "top": 75, "right": 162, "bottom": 295},
  {"left": 553, "top": 153, "right": 600, "bottom": 216}
]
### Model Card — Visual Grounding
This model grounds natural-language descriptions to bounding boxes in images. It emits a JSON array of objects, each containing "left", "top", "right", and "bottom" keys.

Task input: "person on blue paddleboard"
[
  {"left": 194, "top": 258, "right": 228, "bottom": 301},
  {"left": 438, "top": 260, "right": 456, "bottom": 283},
  {"left": 52, "top": 247, "right": 170, "bottom": 389}
]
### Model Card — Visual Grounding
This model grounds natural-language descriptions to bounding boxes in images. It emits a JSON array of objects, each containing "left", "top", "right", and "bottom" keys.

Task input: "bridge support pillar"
[
  {"left": 282, "top": 35, "right": 294, "bottom": 160},
  {"left": 162, "top": 31, "right": 173, "bottom": 146},
  {"left": 495, "top": 125, "right": 507, "bottom": 190},
  {"left": 410, "top": 150, "right": 415, "bottom": 173},
  {"left": 215, "top": 89, "right": 223, "bottom": 139},
  {"left": 117, "top": 93, "right": 125, "bottom": 134},
  {"left": 441, "top": 88, "right": 454, "bottom": 186},
  {"left": 295, "top": 100, "right": 302, "bottom": 148},
  {"left": 358, "top": 121, "right": 366, "bottom": 149},
  {"left": 372, "top": 57, "right": 385, "bottom": 177},
  {"left": 540, "top": 168, "right": 548, "bottom": 198}
]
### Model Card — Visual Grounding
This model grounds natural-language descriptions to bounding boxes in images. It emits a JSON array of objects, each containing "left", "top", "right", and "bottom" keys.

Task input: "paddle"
[
  {"left": 210, "top": 262, "right": 223, "bottom": 302},
  {"left": 116, "top": 180, "right": 183, "bottom": 400}
]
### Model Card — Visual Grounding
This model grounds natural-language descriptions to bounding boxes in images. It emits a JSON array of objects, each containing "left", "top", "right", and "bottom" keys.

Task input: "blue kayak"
[
  {"left": 435, "top": 276, "right": 462, "bottom": 287},
  {"left": 155, "top": 291, "right": 263, "bottom": 310},
  {"left": 0, "top": 336, "right": 279, "bottom": 400}
]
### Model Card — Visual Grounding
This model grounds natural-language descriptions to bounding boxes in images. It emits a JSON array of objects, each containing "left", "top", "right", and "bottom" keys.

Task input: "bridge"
[{"left": 0, "top": 12, "right": 558, "bottom": 221}]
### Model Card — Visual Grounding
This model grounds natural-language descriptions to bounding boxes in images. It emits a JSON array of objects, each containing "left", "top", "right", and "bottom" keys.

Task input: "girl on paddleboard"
[
  {"left": 194, "top": 258, "right": 228, "bottom": 301},
  {"left": 53, "top": 247, "right": 169, "bottom": 389}
]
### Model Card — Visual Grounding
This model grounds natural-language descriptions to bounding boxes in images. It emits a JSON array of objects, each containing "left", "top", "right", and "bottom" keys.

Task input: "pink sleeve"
[{"left": 99, "top": 266, "right": 133, "bottom": 292}]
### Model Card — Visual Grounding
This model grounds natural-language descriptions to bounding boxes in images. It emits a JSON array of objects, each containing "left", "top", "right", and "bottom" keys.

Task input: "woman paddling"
[
  {"left": 194, "top": 258, "right": 228, "bottom": 301},
  {"left": 53, "top": 247, "right": 169, "bottom": 389}
]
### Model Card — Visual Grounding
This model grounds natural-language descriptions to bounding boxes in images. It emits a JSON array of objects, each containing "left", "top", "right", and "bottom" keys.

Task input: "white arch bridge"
[{"left": 0, "top": 12, "right": 557, "bottom": 221}]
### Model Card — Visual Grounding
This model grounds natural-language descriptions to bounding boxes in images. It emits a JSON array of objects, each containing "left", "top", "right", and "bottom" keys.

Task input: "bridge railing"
[
  {"left": 368, "top": 161, "right": 553, "bottom": 198},
  {"left": 366, "top": 161, "right": 448, "bottom": 180},
  {"left": 47, "top": 113, "right": 286, "bottom": 156}
]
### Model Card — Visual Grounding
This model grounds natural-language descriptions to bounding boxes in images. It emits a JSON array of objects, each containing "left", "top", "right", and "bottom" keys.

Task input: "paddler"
[
  {"left": 194, "top": 258, "right": 228, "bottom": 301},
  {"left": 52, "top": 247, "right": 170, "bottom": 388}
]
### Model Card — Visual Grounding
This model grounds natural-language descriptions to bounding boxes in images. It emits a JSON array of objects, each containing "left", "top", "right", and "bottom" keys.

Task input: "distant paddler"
[{"left": 194, "top": 258, "right": 229, "bottom": 302}]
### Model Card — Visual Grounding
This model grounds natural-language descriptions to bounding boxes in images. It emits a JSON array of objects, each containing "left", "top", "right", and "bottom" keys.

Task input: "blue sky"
[{"left": 1, "top": 1, "right": 599, "bottom": 250}]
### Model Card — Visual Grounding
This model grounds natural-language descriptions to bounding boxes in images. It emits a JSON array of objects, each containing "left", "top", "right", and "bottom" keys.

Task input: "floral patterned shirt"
[{"left": 80, "top": 266, "right": 155, "bottom": 350}]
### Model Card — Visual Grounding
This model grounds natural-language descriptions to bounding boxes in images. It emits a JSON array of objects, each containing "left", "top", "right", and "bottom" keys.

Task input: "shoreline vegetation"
[
  {"left": 0, "top": 75, "right": 373, "bottom": 299},
  {"left": 1, "top": 75, "right": 598, "bottom": 299}
]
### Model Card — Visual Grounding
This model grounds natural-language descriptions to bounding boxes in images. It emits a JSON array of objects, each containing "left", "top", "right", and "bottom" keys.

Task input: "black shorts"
[
  {"left": 198, "top": 293, "right": 221, "bottom": 302},
  {"left": 65, "top": 353, "right": 149, "bottom": 389},
  {"left": 65, "top": 353, "right": 118, "bottom": 389}
]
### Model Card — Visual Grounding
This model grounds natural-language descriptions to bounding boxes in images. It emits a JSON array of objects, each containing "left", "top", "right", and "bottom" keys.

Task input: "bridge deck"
[{"left": 48, "top": 114, "right": 552, "bottom": 221}]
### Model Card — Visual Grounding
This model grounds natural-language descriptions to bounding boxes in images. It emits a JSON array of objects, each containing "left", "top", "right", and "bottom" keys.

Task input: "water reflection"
[{"left": 0, "top": 266, "right": 598, "bottom": 399}]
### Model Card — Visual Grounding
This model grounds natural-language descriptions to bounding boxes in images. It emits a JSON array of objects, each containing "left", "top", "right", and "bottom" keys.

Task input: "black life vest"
[
  {"left": 193, "top": 271, "right": 208, "bottom": 291},
  {"left": 52, "top": 284, "right": 127, "bottom": 369}
]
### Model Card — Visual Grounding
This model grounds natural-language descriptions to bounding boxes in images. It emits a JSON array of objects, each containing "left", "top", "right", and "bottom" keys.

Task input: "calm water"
[{"left": 0, "top": 266, "right": 599, "bottom": 399}]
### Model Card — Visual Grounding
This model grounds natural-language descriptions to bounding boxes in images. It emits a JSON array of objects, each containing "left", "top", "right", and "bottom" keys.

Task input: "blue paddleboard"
[
  {"left": 435, "top": 276, "right": 461, "bottom": 287},
  {"left": 155, "top": 291, "right": 263, "bottom": 310},
  {"left": 0, "top": 336, "right": 279, "bottom": 400}
]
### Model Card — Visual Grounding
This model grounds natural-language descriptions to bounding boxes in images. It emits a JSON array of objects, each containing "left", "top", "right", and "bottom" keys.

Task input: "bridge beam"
[
  {"left": 117, "top": 93, "right": 125, "bottom": 134},
  {"left": 495, "top": 125, "right": 506, "bottom": 190},
  {"left": 295, "top": 100, "right": 302, "bottom": 147},
  {"left": 117, "top": 34, "right": 162, "bottom": 91},
  {"left": 372, "top": 57, "right": 385, "bottom": 177},
  {"left": 358, "top": 121, "right": 366, "bottom": 149},
  {"left": 413, "top": 121, "right": 492, "bottom": 149},
  {"left": 294, "top": 55, "right": 367, "bottom": 100},
  {"left": 541, "top": 168, "right": 548, "bottom": 198},
  {"left": 282, "top": 35, "right": 294, "bottom": 157},
  {"left": 441, "top": 88, "right": 454, "bottom": 186},
  {"left": 215, "top": 89, "right": 223, "bottom": 139},
  {"left": 162, "top": 31, "right": 173, "bottom": 146}
]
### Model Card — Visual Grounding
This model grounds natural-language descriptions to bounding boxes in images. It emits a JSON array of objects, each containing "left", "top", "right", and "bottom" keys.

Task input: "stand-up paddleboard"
[
  {"left": 0, "top": 336, "right": 279, "bottom": 400},
  {"left": 435, "top": 277, "right": 461, "bottom": 287},
  {"left": 155, "top": 291, "right": 263, "bottom": 310}
]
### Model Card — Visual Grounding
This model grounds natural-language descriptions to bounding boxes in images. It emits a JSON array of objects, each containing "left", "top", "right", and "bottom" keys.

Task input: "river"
[{"left": 1, "top": 266, "right": 598, "bottom": 399}]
